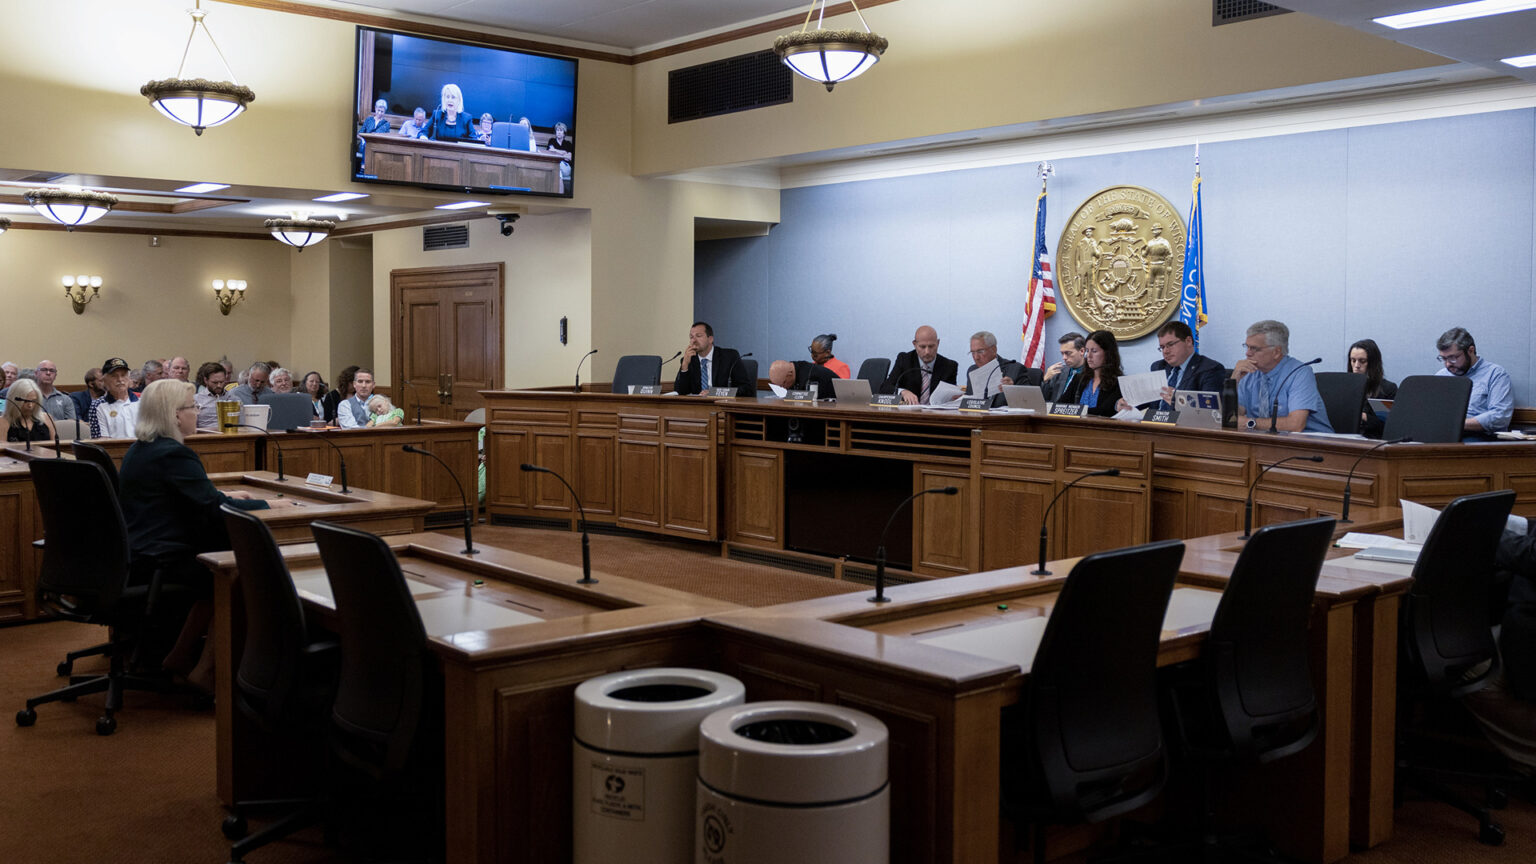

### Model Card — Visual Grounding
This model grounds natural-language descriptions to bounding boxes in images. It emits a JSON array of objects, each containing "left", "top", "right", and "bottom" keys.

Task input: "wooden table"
[
  {"left": 360, "top": 133, "right": 564, "bottom": 193},
  {"left": 207, "top": 471, "right": 435, "bottom": 543}
]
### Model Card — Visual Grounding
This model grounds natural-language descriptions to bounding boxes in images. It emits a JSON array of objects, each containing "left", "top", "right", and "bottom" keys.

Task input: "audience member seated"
[
  {"left": 1040, "top": 332, "right": 1086, "bottom": 403},
  {"left": 547, "top": 122, "right": 573, "bottom": 184},
  {"left": 128, "top": 369, "right": 146, "bottom": 393},
  {"left": 1059, "top": 329, "right": 1124, "bottom": 417},
  {"left": 141, "top": 359, "right": 166, "bottom": 386},
  {"left": 365, "top": 395, "right": 404, "bottom": 427},
  {"left": 118, "top": 380, "right": 293, "bottom": 689},
  {"left": 1231, "top": 319, "right": 1332, "bottom": 433},
  {"left": 475, "top": 112, "right": 495, "bottom": 144},
  {"left": 193, "top": 361, "right": 230, "bottom": 429},
  {"left": 302, "top": 371, "right": 327, "bottom": 418},
  {"left": 225, "top": 362, "right": 271, "bottom": 405},
  {"left": 1435, "top": 326, "right": 1513, "bottom": 435},
  {"left": 0, "top": 361, "right": 17, "bottom": 391},
  {"left": 70, "top": 366, "right": 104, "bottom": 419},
  {"left": 673, "top": 321, "right": 754, "bottom": 397},
  {"left": 1348, "top": 338, "right": 1396, "bottom": 436},
  {"left": 881, "top": 325, "right": 957, "bottom": 405},
  {"left": 965, "top": 330, "right": 1025, "bottom": 408},
  {"left": 268, "top": 367, "right": 294, "bottom": 394},
  {"left": 32, "top": 359, "right": 76, "bottom": 422},
  {"left": 336, "top": 368, "right": 377, "bottom": 428},
  {"left": 89, "top": 357, "right": 141, "bottom": 439},
  {"left": 167, "top": 356, "right": 191, "bottom": 382},
  {"left": 0, "top": 379, "right": 59, "bottom": 443},
  {"left": 324, "top": 366, "right": 359, "bottom": 424},
  {"left": 808, "top": 333, "right": 851, "bottom": 379}
]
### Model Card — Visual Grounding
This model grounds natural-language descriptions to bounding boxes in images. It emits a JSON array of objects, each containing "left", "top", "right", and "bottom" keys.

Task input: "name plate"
[
  {"left": 706, "top": 386, "right": 738, "bottom": 397},
  {"left": 305, "top": 472, "right": 334, "bottom": 488},
  {"left": 783, "top": 389, "right": 814, "bottom": 402},
  {"left": 1048, "top": 402, "right": 1089, "bottom": 418},
  {"left": 870, "top": 394, "right": 902, "bottom": 406},
  {"left": 1141, "top": 408, "right": 1179, "bottom": 425},
  {"left": 633, "top": 384, "right": 662, "bottom": 395},
  {"left": 958, "top": 397, "right": 992, "bottom": 412}
]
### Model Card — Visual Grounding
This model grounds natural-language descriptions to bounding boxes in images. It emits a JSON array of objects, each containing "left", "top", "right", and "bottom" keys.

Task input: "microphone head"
[
  {"left": 1104, "top": 467, "right": 1121, "bottom": 476},
  {"left": 941, "top": 486, "right": 959, "bottom": 495},
  {"left": 1308, "top": 455, "right": 1324, "bottom": 462},
  {"left": 741, "top": 352, "right": 754, "bottom": 358},
  {"left": 1395, "top": 436, "right": 1412, "bottom": 444},
  {"left": 1304, "top": 357, "right": 1322, "bottom": 365},
  {"left": 519, "top": 463, "right": 536, "bottom": 472},
  {"left": 401, "top": 444, "right": 417, "bottom": 453}
]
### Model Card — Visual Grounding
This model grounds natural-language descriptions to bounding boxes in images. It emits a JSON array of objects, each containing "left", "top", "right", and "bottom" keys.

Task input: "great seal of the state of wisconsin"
[{"left": 1054, "top": 186, "right": 1187, "bottom": 341}]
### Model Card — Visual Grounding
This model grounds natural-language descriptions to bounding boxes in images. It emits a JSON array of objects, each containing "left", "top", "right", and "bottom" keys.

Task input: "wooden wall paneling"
[
  {"left": 915, "top": 466, "right": 971, "bottom": 573},
  {"left": 616, "top": 438, "right": 662, "bottom": 528},
  {"left": 835, "top": 690, "right": 942, "bottom": 864},
  {"left": 574, "top": 431, "right": 616, "bottom": 517},
  {"left": 1189, "top": 491, "right": 1245, "bottom": 536},
  {"left": 661, "top": 415, "right": 714, "bottom": 537},
  {"left": 727, "top": 447, "right": 782, "bottom": 546},
  {"left": 531, "top": 433, "right": 574, "bottom": 517},
  {"left": 0, "top": 472, "right": 35, "bottom": 621},
  {"left": 977, "top": 476, "right": 1052, "bottom": 571},
  {"left": 1503, "top": 466, "right": 1536, "bottom": 516},
  {"left": 1398, "top": 472, "right": 1494, "bottom": 506},
  {"left": 487, "top": 427, "right": 531, "bottom": 509},
  {"left": 1062, "top": 482, "right": 1145, "bottom": 557},
  {"left": 1151, "top": 487, "right": 1187, "bottom": 540}
]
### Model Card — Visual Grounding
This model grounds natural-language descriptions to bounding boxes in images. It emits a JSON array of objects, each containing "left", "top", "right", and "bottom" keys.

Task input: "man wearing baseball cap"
[{"left": 88, "top": 357, "right": 140, "bottom": 439}]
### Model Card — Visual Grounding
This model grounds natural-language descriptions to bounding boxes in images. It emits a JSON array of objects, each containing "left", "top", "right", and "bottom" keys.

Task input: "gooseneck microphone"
[
  {"left": 404, "top": 444, "right": 477, "bottom": 556},
  {"left": 521, "top": 463, "right": 595, "bottom": 584},
  {"left": 1243, "top": 454, "right": 1325, "bottom": 538},
  {"left": 870, "top": 486, "right": 960, "bottom": 603},
  {"left": 237, "top": 423, "right": 285, "bottom": 481},
  {"left": 399, "top": 377, "right": 423, "bottom": 425},
  {"left": 307, "top": 432, "right": 351, "bottom": 493},
  {"left": 573, "top": 349, "right": 599, "bottom": 394},
  {"left": 1034, "top": 468, "right": 1120, "bottom": 575},
  {"left": 1267, "top": 357, "right": 1322, "bottom": 434},
  {"left": 889, "top": 365, "right": 923, "bottom": 401},
  {"left": 50, "top": 419, "right": 60, "bottom": 458},
  {"left": 722, "top": 352, "right": 755, "bottom": 396},
  {"left": 1341, "top": 437, "right": 1410, "bottom": 523}
]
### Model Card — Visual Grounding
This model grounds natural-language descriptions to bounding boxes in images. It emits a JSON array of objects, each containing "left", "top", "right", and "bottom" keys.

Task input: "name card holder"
[
  {"left": 958, "top": 397, "right": 992, "bottom": 413},
  {"left": 1141, "top": 408, "right": 1179, "bottom": 425},
  {"left": 706, "top": 386, "right": 739, "bottom": 398},
  {"left": 870, "top": 394, "right": 902, "bottom": 407},
  {"left": 1048, "top": 402, "right": 1089, "bottom": 418},
  {"left": 305, "top": 472, "right": 335, "bottom": 488},
  {"left": 782, "top": 389, "right": 815, "bottom": 403},
  {"left": 633, "top": 384, "right": 663, "bottom": 395}
]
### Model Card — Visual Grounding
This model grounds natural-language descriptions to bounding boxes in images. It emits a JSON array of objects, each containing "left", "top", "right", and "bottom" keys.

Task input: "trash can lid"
[
  {"left": 698, "top": 701, "right": 888, "bottom": 803},
  {"left": 574, "top": 668, "right": 745, "bottom": 753}
]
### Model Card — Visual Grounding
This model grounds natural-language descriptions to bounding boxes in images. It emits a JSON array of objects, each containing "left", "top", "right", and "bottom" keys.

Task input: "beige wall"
[{"left": 0, "top": 230, "right": 290, "bottom": 381}]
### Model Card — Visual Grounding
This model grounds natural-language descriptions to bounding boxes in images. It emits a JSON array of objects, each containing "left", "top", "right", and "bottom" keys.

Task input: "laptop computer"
[
  {"left": 831, "top": 377, "right": 873, "bottom": 404},
  {"left": 1173, "top": 390, "right": 1223, "bottom": 429},
  {"left": 1001, "top": 384, "right": 1049, "bottom": 412},
  {"left": 264, "top": 393, "right": 317, "bottom": 431}
]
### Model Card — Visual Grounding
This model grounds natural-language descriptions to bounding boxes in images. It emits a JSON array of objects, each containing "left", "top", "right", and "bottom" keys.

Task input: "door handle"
[{"left": 443, "top": 373, "right": 454, "bottom": 404}]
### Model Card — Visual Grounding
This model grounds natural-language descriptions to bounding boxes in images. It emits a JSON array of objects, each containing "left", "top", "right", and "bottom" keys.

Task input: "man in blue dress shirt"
[
  {"left": 1231, "top": 319, "right": 1332, "bottom": 433},
  {"left": 1436, "top": 327, "right": 1513, "bottom": 435}
]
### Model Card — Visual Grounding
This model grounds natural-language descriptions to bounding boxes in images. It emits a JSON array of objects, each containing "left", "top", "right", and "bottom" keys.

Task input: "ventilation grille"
[
  {"left": 423, "top": 223, "right": 469, "bottom": 251},
  {"left": 727, "top": 546, "right": 838, "bottom": 579},
  {"left": 1213, "top": 0, "right": 1288, "bottom": 25},
  {"left": 669, "top": 50, "right": 792, "bottom": 124}
]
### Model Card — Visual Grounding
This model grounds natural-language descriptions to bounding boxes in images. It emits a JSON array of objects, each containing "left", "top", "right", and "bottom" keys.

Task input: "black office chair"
[
  {"left": 611, "top": 354, "right": 662, "bottom": 393},
  {"left": 72, "top": 440, "right": 120, "bottom": 489},
  {"left": 856, "top": 357, "right": 890, "bottom": 391},
  {"left": 219, "top": 505, "right": 339, "bottom": 862},
  {"left": 1001, "top": 539, "right": 1185, "bottom": 863},
  {"left": 1162, "top": 517, "right": 1335, "bottom": 861},
  {"left": 738, "top": 358, "right": 758, "bottom": 397},
  {"left": 1014, "top": 366, "right": 1045, "bottom": 387},
  {"left": 1383, "top": 375, "right": 1473, "bottom": 443},
  {"left": 1314, "top": 372, "right": 1369, "bottom": 435},
  {"left": 15, "top": 460, "right": 188, "bottom": 735},
  {"left": 1397, "top": 489, "right": 1519, "bottom": 845},
  {"left": 310, "top": 520, "right": 443, "bottom": 857}
]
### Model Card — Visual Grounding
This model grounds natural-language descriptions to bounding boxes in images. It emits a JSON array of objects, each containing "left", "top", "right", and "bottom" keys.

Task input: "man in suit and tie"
[
  {"left": 674, "top": 321, "right": 754, "bottom": 397},
  {"left": 965, "top": 331, "right": 1027, "bottom": 408},
  {"left": 882, "top": 325, "right": 958, "bottom": 404},
  {"left": 1040, "top": 332, "right": 1086, "bottom": 403},
  {"left": 1120, "top": 320, "right": 1227, "bottom": 411}
]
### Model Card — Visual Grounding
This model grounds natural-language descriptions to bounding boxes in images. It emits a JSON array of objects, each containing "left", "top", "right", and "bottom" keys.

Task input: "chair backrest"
[
  {"left": 461, "top": 407, "right": 486, "bottom": 425},
  {"left": 856, "top": 357, "right": 891, "bottom": 391},
  {"left": 222, "top": 504, "right": 317, "bottom": 732},
  {"left": 29, "top": 459, "right": 130, "bottom": 608},
  {"left": 72, "top": 440, "right": 120, "bottom": 490},
  {"left": 1403, "top": 490, "right": 1515, "bottom": 693},
  {"left": 611, "top": 354, "right": 663, "bottom": 394},
  {"left": 310, "top": 520, "right": 429, "bottom": 778},
  {"left": 1383, "top": 374, "right": 1473, "bottom": 444},
  {"left": 1209, "top": 517, "right": 1335, "bottom": 763},
  {"left": 738, "top": 358, "right": 758, "bottom": 396},
  {"left": 1022, "top": 539, "right": 1184, "bottom": 822},
  {"left": 1015, "top": 366, "right": 1045, "bottom": 387},
  {"left": 1314, "top": 372, "right": 1369, "bottom": 435}
]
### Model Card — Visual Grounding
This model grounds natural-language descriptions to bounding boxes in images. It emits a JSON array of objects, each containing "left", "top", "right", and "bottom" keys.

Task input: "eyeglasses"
[
  {"left": 11, "top": 397, "right": 36, "bottom": 405},
  {"left": 1436, "top": 351, "right": 1466, "bottom": 365},
  {"left": 177, "top": 404, "right": 197, "bottom": 412},
  {"left": 1242, "top": 342, "right": 1272, "bottom": 355},
  {"left": 1157, "top": 340, "right": 1186, "bottom": 353},
  {"left": 969, "top": 348, "right": 992, "bottom": 357}
]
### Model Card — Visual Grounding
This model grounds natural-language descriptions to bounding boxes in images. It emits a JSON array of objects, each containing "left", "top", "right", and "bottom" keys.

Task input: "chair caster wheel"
[
  {"left": 96, "top": 715, "right": 117, "bottom": 735},
  {"left": 222, "top": 814, "right": 248, "bottom": 840},
  {"left": 1478, "top": 821, "right": 1505, "bottom": 846},
  {"left": 16, "top": 708, "right": 36, "bottom": 727},
  {"left": 57, "top": 661, "right": 72, "bottom": 677}
]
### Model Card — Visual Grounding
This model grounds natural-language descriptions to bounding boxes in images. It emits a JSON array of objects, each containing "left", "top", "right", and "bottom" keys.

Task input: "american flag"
[{"left": 1021, "top": 186, "right": 1055, "bottom": 368}]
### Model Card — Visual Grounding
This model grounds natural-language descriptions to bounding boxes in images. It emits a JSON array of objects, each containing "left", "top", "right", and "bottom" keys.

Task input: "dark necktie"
[{"left": 700, "top": 357, "right": 710, "bottom": 388}]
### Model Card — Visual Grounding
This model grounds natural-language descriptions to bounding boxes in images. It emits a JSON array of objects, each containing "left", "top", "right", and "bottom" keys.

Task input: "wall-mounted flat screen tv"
[{"left": 352, "top": 26, "right": 578, "bottom": 199}]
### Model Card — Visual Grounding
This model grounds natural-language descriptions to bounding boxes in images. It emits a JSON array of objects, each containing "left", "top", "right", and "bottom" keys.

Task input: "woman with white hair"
[
  {"left": 0, "top": 378, "right": 58, "bottom": 443},
  {"left": 425, "top": 82, "right": 474, "bottom": 142}
]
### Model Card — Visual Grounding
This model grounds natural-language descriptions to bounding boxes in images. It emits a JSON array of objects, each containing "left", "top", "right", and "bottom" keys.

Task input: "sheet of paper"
[
  {"left": 1400, "top": 499, "right": 1440, "bottom": 544},
  {"left": 1509, "top": 514, "right": 1529, "bottom": 534},
  {"left": 928, "top": 381, "right": 965, "bottom": 405},
  {"left": 1336, "top": 532, "right": 1419, "bottom": 551},
  {"left": 767, "top": 382, "right": 787, "bottom": 398},
  {"left": 968, "top": 358, "right": 1001, "bottom": 400},
  {"left": 1117, "top": 371, "right": 1165, "bottom": 408},
  {"left": 1113, "top": 407, "right": 1143, "bottom": 422}
]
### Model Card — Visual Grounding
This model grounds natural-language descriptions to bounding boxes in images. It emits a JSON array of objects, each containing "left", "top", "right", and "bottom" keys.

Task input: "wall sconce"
[
  {"left": 62, "top": 275, "right": 102, "bottom": 314},
  {"left": 212, "top": 279, "right": 247, "bottom": 315}
]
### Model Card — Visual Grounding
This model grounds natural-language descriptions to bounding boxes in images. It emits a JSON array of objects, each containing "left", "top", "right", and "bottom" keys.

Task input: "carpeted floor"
[{"left": 2, "top": 525, "right": 1532, "bottom": 863}]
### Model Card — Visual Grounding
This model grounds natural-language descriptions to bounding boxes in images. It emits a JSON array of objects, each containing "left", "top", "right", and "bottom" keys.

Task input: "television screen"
[{"left": 352, "top": 26, "right": 578, "bottom": 199}]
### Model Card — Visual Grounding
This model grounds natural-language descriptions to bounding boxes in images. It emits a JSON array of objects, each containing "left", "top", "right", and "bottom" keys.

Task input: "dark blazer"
[
  {"left": 793, "top": 361, "right": 838, "bottom": 394},
  {"left": 119, "top": 436, "right": 268, "bottom": 563},
  {"left": 1061, "top": 371, "right": 1123, "bottom": 417},
  {"left": 965, "top": 358, "right": 1027, "bottom": 408},
  {"left": 1131, "top": 352, "right": 1228, "bottom": 408},
  {"left": 881, "top": 350, "right": 959, "bottom": 400},
  {"left": 674, "top": 347, "right": 754, "bottom": 397},
  {"left": 69, "top": 389, "right": 95, "bottom": 420},
  {"left": 1041, "top": 364, "right": 1084, "bottom": 403}
]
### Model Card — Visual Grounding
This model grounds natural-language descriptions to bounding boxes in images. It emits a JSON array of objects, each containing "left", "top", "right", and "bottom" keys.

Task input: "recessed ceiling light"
[
  {"left": 175, "top": 182, "right": 230, "bottom": 194},
  {"left": 1374, "top": 1, "right": 1536, "bottom": 30},
  {"left": 1502, "top": 53, "right": 1536, "bottom": 66},
  {"left": 314, "top": 192, "right": 368, "bottom": 202},
  {"left": 435, "top": 200, "right": 489, "bottom": 210}
]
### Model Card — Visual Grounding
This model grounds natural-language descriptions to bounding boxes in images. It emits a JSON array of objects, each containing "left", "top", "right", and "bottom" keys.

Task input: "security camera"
[{"left": 495, "top": 213, "right": 520, "bottom": 236}]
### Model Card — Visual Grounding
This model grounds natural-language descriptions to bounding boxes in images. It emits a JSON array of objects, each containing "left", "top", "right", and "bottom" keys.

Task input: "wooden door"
[{"left": 390, "top": 263, "right": 504, "bottom": 421}]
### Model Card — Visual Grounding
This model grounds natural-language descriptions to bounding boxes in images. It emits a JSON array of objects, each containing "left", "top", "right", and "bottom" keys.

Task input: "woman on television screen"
[{"left": 425, "top": 83, "right": 475, "bottom": 142}]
